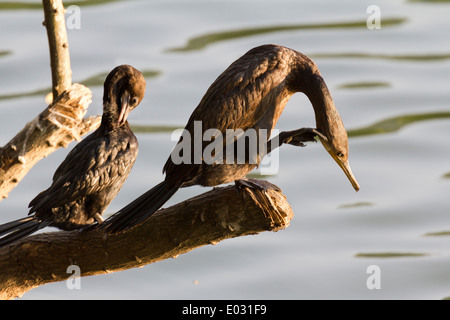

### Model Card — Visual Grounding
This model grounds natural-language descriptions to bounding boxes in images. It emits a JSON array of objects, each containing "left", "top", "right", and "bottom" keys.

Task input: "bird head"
[
  {"left": 317, "top": 124, "right": 360, "bottom": 192},
  {"left": 103, "top": 65, "right": 146, "bottom": 127},
  {"left": 299, "top": 68, "right": 360, "bottom": 192}
]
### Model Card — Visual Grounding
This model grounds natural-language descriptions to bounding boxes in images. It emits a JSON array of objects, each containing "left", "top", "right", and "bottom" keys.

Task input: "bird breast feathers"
[{"left": 46, "top": 137, "right": 137, "bottom": 203}]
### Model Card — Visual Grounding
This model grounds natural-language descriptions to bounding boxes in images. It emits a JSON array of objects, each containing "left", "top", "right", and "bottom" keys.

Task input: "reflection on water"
[
  {"left": 424, "top": 230, "right": 450, "bottom": 236},
  {"left": 355, "top": 252, "right": 429, "bottom": 258},
  {"left": 0, "top": 2, "right": 42, "bottom": 10},
  {"left": 347, "top": 111, "right": 450, "bottom": 137},
  {"left": 409, "top": 0, "right": 450, "bottom": 2},
  {"left": 166, "top": 18, "right": 407, "bottom": 52},
  {"left": 313, "top": 52, "right": 450, "bottom": 61},
  {"left": 0, "top": 69, "right": 160, "bottom": 101},
  {"left": 338, "top": 82, "right": 390, "bottom": 89},
  {"left": 1, "top": 0, "right": 450, "bottom": 300},
  {"left": 338, "top": 202, "right": 374, "bottom": 209},
  {"left": 0, "top": 51, "right": 11, "bottom": 57}
]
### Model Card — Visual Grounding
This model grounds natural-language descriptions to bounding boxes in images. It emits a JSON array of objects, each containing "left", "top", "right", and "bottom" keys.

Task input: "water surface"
[{"left": 0, "top": 0, "right": 449, "bottom": 300}]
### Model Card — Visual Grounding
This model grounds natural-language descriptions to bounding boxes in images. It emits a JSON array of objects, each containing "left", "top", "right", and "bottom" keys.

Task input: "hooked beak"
[
  {"left": 329, "top": 151, "right": 360, "bottom": 192},
  {"left": 118, "top": 91, "right": 131, "bottom": 126}
]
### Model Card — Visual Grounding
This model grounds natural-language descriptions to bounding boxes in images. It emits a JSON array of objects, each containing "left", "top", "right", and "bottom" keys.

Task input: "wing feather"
[{"left": 29, "top": 129, "right": 138, "bottom": 215}]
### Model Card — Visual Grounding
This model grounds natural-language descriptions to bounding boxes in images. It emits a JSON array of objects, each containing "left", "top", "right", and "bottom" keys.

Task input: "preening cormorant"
[{"left": 0, "top": 65, "right": 146, "bottom": 246}]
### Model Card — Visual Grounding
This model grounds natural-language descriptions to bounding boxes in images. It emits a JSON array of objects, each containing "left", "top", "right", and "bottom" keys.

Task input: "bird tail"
[
  {"left": 101, "top": 180, "right": 181, "bottom": 234},
  {"left": 0, "top": 216, "right": 50, "bottom": 247}
]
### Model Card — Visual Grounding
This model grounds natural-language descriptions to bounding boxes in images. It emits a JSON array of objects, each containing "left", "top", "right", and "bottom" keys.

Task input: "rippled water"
[{"left": 0, "top": 0, "right": 449, "bottom": 300}]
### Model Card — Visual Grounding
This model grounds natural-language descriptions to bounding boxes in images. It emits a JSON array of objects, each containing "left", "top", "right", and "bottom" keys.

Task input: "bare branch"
[
  {"left": 0, "top": 185, "right": 293, "bottom": 300},
  {"left": 42, "top": 0, "right": 72, "bottom": 99}
]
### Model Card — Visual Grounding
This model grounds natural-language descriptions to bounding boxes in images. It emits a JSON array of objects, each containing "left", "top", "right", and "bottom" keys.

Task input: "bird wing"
[
  {"left": 188, "top": 45, "right": 293, "bottom": 133},
  {"left": 29, "top": 128, "right": 138, "bottom": 215},
  {"left": 163, "top": 45, "right": 294, "bottom": 182}
]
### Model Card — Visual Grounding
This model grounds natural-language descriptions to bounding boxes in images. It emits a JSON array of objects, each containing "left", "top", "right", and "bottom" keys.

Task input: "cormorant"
[{"left": 0, "top": 64, "right": 146, "bottom": 246}]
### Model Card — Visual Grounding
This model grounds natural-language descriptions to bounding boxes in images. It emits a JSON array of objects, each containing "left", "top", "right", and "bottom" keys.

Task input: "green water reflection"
[
  {"left": 313, "top": 52, "right": 450, "bottom": 62},
  {"left": 166, "top": 18, "right": 407, "bottom": 53},
  {"left": 0, "top": 69, "right": 160, "bottom": 101},
  {"left": 355, "top": 252, "right": 429, "bottom": 258},
  {"left": 0, "top": 51, "right": 11, "bottom": 58},
  {"left": 347, "top": 111, "right": 450, "bottom": 137},
  {"left": 338, "top": 202, "right": 374, "bottom": 209},
  {"left": 409, "top": 0, "right": 450, "bottom": 2},
  {"left": 424, "top": 230, "right": 450, "bottom": 236},
  {"left": 338, "top": 82, "right": 390, "bottom": 89}
]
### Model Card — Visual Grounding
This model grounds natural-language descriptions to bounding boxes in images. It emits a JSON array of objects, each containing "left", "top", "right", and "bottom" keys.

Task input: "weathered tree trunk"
[{"left": 0, "top": 185, "right": 293, "bottom": 300}]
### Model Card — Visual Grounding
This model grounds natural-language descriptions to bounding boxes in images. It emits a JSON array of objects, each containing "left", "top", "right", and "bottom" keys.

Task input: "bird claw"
[{"left": 280, "top": 127, "right": 326, "bottom": 147}]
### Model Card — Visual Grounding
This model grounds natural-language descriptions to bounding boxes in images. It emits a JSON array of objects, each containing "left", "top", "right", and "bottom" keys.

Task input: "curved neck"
[
  {"left": 101, "top": 104, "right": 120, "bottom": 130},
  {"left": 101, "top": 78, "right": 126, "bottom": 129},
  {"left": 303, "top": 74, "right": 343, "bottom": 139}
]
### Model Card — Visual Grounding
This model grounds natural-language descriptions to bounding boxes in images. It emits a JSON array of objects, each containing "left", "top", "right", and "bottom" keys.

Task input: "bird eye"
[
  {"left": 131, "top": 97, "right": 139, "bottom": 106},
  {"left": 337, "top": 152, "right": 344, "bottom": 158}
]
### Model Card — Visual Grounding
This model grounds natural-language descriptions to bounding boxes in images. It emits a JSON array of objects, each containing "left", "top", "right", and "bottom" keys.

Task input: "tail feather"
[
  {"left": 0, "top": 216, "right": 34, "bottom": 236},
  {"left": 102, "top": 181, "right": 181, "bottom": 234},
  {"left": 0, "top": 216, "right": 50, "bottom": 247}
]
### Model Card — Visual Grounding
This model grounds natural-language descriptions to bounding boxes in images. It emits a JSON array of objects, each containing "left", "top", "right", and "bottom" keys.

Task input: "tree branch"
[
  {"left": 42, "top": 0, "right": 72, "bottom": 99},
  {"left": 0, "top": 184, "right": 293, "bottom": 300}
]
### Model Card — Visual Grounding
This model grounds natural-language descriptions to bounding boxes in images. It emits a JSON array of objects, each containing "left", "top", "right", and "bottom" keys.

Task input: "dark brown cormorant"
[
  {"left": 0, "top": 65, "right": 146, "bottom": 246},
  {"left": 103, "top": 44, "right": 359, "bottom": 234}
]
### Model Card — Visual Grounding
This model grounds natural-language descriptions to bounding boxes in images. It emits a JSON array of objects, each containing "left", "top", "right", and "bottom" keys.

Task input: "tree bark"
[{"left": 0, "top": 184, "right": 293, "bottom": 300}]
